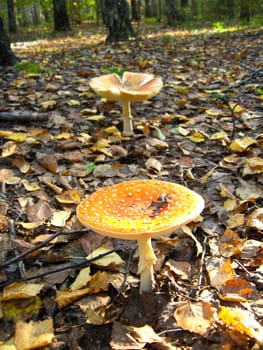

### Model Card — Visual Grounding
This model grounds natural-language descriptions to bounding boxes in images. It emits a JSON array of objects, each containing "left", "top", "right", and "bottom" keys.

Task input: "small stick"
[
  {"left": 9, "top": 219, "right": 26, "bottom": 278},
  {"left": 0, "top": 228, "right": 91, "bottom": 269},
  {"left": 0, "top": 247, "right": 121, "bottom": 289}
]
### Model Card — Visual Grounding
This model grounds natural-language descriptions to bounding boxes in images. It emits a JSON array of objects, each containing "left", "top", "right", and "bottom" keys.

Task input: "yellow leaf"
[
  {"left": 205, "top": 108, "right": 221, "bottom": 116},
  {"left": 242, "top": 157, "right": 263, "bottom": 176},
  {"left": 21, "top": 179, "right": 40, "bottom": 191},
  {"left": 14, "top": 318, "right": 54, "bottom": 350},
  {"left": 86, "top": 115, "right": 105, "bottom": 121},
  {"left": 67, "top": 99, "right": 80, "bottom": 106},
  {"left": 40, "top": 100, "right": 57, "bottom": 110},
  {"left": 188, "top": 131, "right": 206, "bottom": 143},
  {"left": 209, "top": 131, "right": 229, "bottom": 142},
  {"left": 219, "top": 306, "right": 263, "bottom": 342},
  {"left": 229, "top": 102, "right": 246, "bottom": 113},
  {"left": 55, "top": 189, "right": 81, "bottom": 204},
  {"left": 70, "top": 266, "right": 92, "bottom": 291},
  {"left": 229, "top": 136, "right": 257, "bottom": 153},
  {"left": 87, "top": 247, "right": 125, "bottom": 268},
  {"left": 6, "top": 132, "right": 28, "bottom": 142},
  {"left": 3, "top": 282, "right": 45, "bottom": 301},
  {"left": 223, "top": 198, "right": 240, "bottom": 211},
  {"left": 104, "top": 126, "right": 121, "bottom": 135},
  {"left": 54, "top": 132, "right": 73, "bottom": 140},
  {"left": 200, "top": 168, "right": 215, "bottom": 184},
  {"left": 176, "top": 87, "right": 189, "bottom": 94}
]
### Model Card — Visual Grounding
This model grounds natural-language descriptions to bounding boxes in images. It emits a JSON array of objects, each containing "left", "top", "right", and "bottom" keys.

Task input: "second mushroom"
[{"left": 89, "top": 72, "right": 163, "bottom": 136}]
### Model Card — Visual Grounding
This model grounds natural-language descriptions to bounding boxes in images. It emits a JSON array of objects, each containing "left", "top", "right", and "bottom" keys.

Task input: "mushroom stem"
[
  {"left": 121, "top": 99, "right": 134, "bottom": 136},
  {"left": 137, "top": 237, "right": 157, "bottom": 293}
]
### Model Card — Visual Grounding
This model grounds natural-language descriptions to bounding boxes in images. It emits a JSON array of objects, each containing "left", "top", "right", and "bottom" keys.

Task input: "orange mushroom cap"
[
  {"left": 77, "top": 180, "right": 204, "bottom": 240},
  {"left": 89, "top": 72, "right": 163, "bottom": 102}
]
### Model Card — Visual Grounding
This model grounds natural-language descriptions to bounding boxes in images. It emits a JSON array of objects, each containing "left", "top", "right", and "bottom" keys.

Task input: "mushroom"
[
  {"left": 77, "top": 179, "right": 204, "bottom": 293},
  {"left": 89, "top": 72, "right": 163, "bottom": 136}
]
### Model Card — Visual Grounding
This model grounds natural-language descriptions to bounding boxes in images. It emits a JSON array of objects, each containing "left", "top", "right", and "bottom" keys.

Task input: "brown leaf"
[
  {"left": 27, "top": 200, "right": 54, "bottom": 222},
  {"left": 174, "top": 301, "right": 215, "bottom": 337}
]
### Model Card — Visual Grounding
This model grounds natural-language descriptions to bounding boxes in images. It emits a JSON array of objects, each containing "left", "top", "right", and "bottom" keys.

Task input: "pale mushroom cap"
[
  {"left": 89, "top": 72, "right": 163, "bottom": 102},
  {"left": 77, "top": 180, "right": 204, "bottom": 240}
]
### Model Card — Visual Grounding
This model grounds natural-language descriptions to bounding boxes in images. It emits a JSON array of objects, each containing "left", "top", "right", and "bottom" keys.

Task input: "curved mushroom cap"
[
  {"left": 89, "top": 72, "right": 163, "bottom": 102},
  {"left": 77, "top": 180, "right": 204, "bottom": 240}
]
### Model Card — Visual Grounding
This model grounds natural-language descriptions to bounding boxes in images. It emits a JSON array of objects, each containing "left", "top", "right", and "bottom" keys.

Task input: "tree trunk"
[
  {"left": 191, "top": 0, "right": 197, "bottom": 16},
  {"left": 181, "top": 0, "right": 188, "bottom": 7},
  {"left": 226, "top": 0, "right": 235, "bottom": 19},
  {"left": 100, "top": 0, "right": 135, "bottom": 42},
  {"left": 6, "top": 0, "right": 17, "bottom": 33},
  {"left": 131, "top": 0, "right": 141, "bottom": 21},
  {"left": 144, "top": 0, "right": 151, "bottom": 17},
  {"left": 239, "top": 0, "right": 250, "bottom": 23},
  {"left": 165, "top": 0, "right": 179, "bottom": 25},
  {"left": 0, "top": 16, "right": 19, "bottom": 66},
  {"left": 53, "top": 0, "right": 71, "bottom": 31}
]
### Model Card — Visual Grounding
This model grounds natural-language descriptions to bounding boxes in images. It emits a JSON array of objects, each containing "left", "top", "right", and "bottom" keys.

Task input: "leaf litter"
[{"left": 0, "top": 24, "right": 262, "bottom": 349}]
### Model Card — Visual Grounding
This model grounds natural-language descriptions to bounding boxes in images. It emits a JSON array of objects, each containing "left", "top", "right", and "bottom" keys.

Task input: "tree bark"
[
  {"left": 100, "top": 0, "right": 135, "bottom": 42},
  {"left": 165, "top": 0, "right": 179, "bottom": 25},
  {"left": 53, "top": 0, "right": 71, "bottom": 31},
  {"left": 131, "top": 0, "right": 141, "bottom": 21},
  {"left": 239, "top": 0, "right": 250, "bottom": 23},
  {"left": 6, "top": 0, "right": 17, "bottom": 33},
  {"left": 0, "top": 17, "right": 19, "bottom": 66}
]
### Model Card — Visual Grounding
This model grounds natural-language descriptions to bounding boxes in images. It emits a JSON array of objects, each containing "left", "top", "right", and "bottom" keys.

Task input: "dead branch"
[{"left": 0, "top": 111, "right": 50, "bottom": 122}]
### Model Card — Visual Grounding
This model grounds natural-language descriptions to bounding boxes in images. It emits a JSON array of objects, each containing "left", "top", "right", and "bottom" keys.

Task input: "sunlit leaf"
[
  {"left": 219, "top": 306, "right": 263, "bottom": 342},
  {"left": 3, "top": 282, "right": 45, "bottom": 301},
  {"left": 14, "top": 318, "right": 54, "bottom": 350},
  {"left": 242, "top": 157, "right": 263, "bottom": 176},
  {"left": 50, "top": 209, "right": 71, "bottom": 227},
  {"left": 70, "top": 266, "right": 92, "bottom": 291},
  {"left": 86, "top": 247, "right": 125, "bottom": 269},
  {"left": 86, "top": 115, "right": 105, "bottom": 121},
  {"left": 55, "top": 189, "right": 81, "bottom": 204},
  {"left": 174, "top": 301, "right": 215, "bottom": 336},
  {"left": 229, "top": 136, "right": 257, "bottom": 153}
]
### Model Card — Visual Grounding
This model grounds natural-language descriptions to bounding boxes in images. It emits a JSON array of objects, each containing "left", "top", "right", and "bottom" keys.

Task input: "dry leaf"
[
  {"left": 27, "top": 200, "right": 54, "bottom": 222},
  {"left": 70, "top": 266, "right": 92, "bottom": 291},
  {"left": 3, "top": 282, "right": 45, "bottom": 301},
  {"left": 174, "top": 301, "right": 215, "bottom": 336},
  {"left": 55, "top": 189, "right": 81, "bottom": 204},
  {"left": 246, "top": 208, "right": 263, "bottom": 231},
  {"left": 229, "top": 136, "right": 257, "bottom": 153},
  {"left": 242, "top": 157, "right": 263, "bottom": 176},
  {"left": 14, "top": 318, "right": 54, "bottom": 350},
  {"left": 219, "top": 306, "right": 263, "bottom": 342},
  {"left": 206, "top": 257, "right": 234, "bottom": 290}
]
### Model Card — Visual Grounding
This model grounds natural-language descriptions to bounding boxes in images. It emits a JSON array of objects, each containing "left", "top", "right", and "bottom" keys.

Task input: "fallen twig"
[
  {"left": 0, "top": 111, "right": 50, "bottom": 122},
  {"left": 0, "top": 228, "right": 91, "bottom": 269}
]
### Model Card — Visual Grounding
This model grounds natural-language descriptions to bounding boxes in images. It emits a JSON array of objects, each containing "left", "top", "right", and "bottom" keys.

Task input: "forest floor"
[{"left": 0, "top": 23, "right": 263, "bottom": 349}]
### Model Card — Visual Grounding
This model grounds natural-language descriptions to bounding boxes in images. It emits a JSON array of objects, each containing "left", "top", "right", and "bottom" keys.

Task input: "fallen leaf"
[
  {"left": 3, "top": 282, "right": 45, "bottom": 301},
  {"left": 174, "top": 301, "right": 215, "bottom": 336},
  {"left": 14, "top": 318, "right": 54, "bottom": 350},
  {"left": 218, "top": 306, "right": 263, "bottom": 342}
]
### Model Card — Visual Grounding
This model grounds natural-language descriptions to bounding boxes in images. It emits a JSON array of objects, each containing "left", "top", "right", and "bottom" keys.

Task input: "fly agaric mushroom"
[
  {"left": 89, "top": 72, "right": 163, "bottom": 136},
  {"left": 77, "top": 179, "right": 204, "bottom": 293}
]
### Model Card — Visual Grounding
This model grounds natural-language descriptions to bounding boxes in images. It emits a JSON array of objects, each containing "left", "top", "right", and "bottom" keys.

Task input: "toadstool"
[
  {"left": 89, "top": 72, "right": 163, "bottom": 136},
  {"left": 76, "top": 179, "right": 204, "bottom": 293}
]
